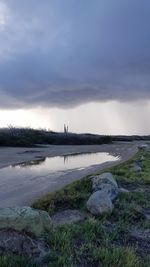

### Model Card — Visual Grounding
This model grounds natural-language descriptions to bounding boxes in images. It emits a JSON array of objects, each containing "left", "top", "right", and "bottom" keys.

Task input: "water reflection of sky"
[
  {"left": 0, "top": 152, "right": 120, "bottom": 207},
  {"left": 13, "top": 152, "right": 119, "bottom": 173}
]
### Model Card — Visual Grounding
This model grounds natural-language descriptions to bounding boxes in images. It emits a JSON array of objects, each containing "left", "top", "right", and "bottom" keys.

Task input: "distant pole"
[
  {"left": 64, "top": 124, "right": 69, "bottom": 134},
  {"left": 64, "top": 124, "right": 66, "bottom": 133}
]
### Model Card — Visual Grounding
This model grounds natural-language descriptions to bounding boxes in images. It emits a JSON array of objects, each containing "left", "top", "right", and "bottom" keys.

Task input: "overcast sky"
[{"left": 0, "top": 0, "right": 150, "bottom": 134}]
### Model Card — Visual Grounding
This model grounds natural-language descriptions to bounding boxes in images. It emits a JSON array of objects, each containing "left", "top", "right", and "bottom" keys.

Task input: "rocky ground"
[{"left": 0, "top": 144, "right": 150, "bottom": 266}]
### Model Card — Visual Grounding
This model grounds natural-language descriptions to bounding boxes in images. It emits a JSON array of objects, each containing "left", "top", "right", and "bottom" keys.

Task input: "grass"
[
  {"left": 0, "top": 255, "right": 36, "bottom": 267},
  {"left": 2, "top": 149, "right": 150, "bottom": 266},
  {"left": 32, "top": 175, "right": 92, "bottom": 213}
]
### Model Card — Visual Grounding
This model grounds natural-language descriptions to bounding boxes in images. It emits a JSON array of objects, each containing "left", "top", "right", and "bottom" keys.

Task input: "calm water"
[{"left": 0, "top": 152, "right": 119, "bottom": 207}]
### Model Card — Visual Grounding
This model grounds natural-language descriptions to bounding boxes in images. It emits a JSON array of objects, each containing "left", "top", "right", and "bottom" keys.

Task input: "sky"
[{"left": 0, "top": 0, "right": 150, "bottom": 134}]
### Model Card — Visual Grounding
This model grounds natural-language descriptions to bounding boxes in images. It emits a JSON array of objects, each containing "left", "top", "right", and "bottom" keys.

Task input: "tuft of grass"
[
  {"left": 92, "top": 246, "right": 142, "bottom": 267},
  {"left": 32, "top": 176, "right": 92, "bottom": 214},
  {"left": 0, "top": 255, "right": 36, "bottom": 267}
]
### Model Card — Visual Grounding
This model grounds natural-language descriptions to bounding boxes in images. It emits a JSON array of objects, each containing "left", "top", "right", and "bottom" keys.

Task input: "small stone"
[
  {"left": 51, "top": 209, "right": 87, "bottom": 226},
  {"left": 143, "top": 209, "right": 150, "bottom": 220},
  {"left": 132, "top": 164, "right": 142, "bottom": 173},
  {"left": 86, "top": 191, "right": 113, "bottom": 215},
  {"left": 140, "top": 156, "right": 145, "bottom": 161}
]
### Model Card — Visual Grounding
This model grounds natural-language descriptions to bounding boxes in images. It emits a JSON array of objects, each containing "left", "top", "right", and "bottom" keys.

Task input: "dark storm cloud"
[{"left": 0, "top": 0, "right": 150, "bottom": 108}]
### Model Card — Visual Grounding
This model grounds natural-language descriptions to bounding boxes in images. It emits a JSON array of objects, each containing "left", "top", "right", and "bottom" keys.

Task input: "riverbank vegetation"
[{"left": 32, "top": 150, "right": 150, "bottom": 267}]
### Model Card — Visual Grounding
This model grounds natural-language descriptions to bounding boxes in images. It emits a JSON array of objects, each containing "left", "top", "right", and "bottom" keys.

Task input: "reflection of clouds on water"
[
  {"left": 10, "top": 152, "right": 119, "bottom": 171},
  {"left": 64, "top": 155, "right": 68, "bottom": 165},
  {"left": 13, "top": 158, "right": 46, "bottom": 168},
  {"left": 0, "top": 151, "right": 121, "bottom": 207}
]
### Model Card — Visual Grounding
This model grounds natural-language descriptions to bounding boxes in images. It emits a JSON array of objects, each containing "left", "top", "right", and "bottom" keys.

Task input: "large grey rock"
[
  {"left": 0, "top": 206, "right": 52, "bottom": 237},
  {"left": 92, "top": 172, "right": 119, "bottom": 200},
  {"left": 94, "top": 183, "right": 118, "bottom": 200},
  {"left": 51, "top": 209, "right": 87, "bottom": 226},
  {"left": 86, "top": 191, "right": 113, "bottom": 215},
  {"left": 92, "top": 172, "right": 118, "bottom": 190},
  {"left": 0, "top": 229, "right": 50, "bottom": 263}
]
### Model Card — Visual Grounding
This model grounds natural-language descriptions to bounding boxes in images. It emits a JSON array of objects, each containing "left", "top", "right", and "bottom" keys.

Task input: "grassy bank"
[
  {"left": 1, "top": 150, "right": 150, "bottom": 266},
  {"left": 32, "top": 150, "right": 149, "bottom": 267}
]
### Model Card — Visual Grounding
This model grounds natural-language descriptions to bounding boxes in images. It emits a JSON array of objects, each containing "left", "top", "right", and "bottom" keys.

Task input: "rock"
[
  {"left": 119, "top": 188, "right": 129, "bottom": 193},
  {"left": 94, "top": 183, "right": 119, "bottom": 200},
  {"left": 138, "top": 144, "right": 149, "bottom": 150},
  {"left": 92, "top": 172, "right": 118, "bottom": 191},
  {"left": 51, "top": 209, "right": 87, "bottom": 226},
  {"left": 86, "top": 191, "right": 113, "bottom": 215},
  {"left": 135, "top": 160, "right": 143, "bottom": 167},
  {"left": 0, "top": 229, "right": 50, "bottom": 263},
  {"left": 92, "top": 172, "right": 119, "bottom": 200},
  {"left": 0, "top": 206, "right": 52, "bottom": 237},
  {"left": 132, "top": 164, "right": 142, "bottom": 173},
  {"left": 140, "top": 156, "right": 145, "bottom": 161},
  {"left": 143, "top": 209, "right": 150, "bottom": 220}
]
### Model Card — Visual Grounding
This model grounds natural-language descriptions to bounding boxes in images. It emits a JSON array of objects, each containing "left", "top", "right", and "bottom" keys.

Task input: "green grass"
[
  {"left": 92, "top": 247, "right": 142, "bottom": 267},
  {"left": 43, "top": 220, "right": 144, "bottom": 267},
  {"left": 32, "top": 150, "right": 150, "bottom": 214},
  {"left": 3, "top": 150, "right": 150, "bottom": 267},
  {"left": 31, "top": 150, "right": 150, "bottom": 266},
  {"left": 0, "top": 255, "right": 36, "bottom": 267},
  {"left": 32, "top": 176, "right": 92, "bottom": 214}
]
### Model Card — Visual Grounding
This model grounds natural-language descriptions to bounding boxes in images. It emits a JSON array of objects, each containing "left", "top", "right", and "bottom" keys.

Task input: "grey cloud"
[{"left": 0, "top": 0, "right": 150, "bottom": 108}]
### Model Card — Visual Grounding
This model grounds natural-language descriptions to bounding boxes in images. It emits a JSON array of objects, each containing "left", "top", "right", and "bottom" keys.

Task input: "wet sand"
[{"left": 0, "top": 142, "right": 140, "bottom": 207}]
